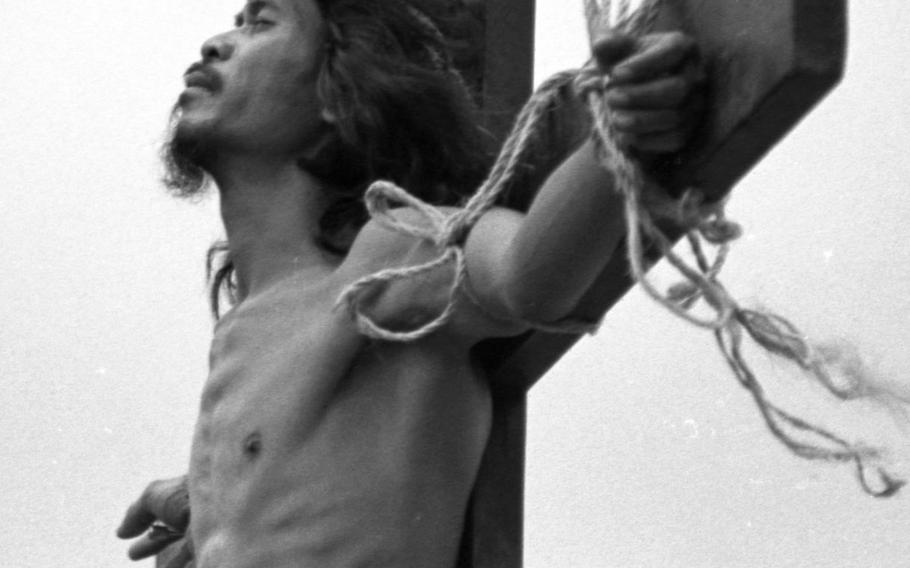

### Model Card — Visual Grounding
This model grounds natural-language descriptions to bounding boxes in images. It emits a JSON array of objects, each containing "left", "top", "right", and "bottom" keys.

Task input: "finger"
[
  {"left": 128, "top": 530, "right": 185, "bottom": 561},
  {"left": 591, "top": 31, "right": 638, "bottom": 72},
  {"left": 612, "top": 109, "right": 684, "bottom": 136},
  {"left": 117, "top": 477, "right": 190, "bottom": 538},
  {"left": 610, "top": 32, "right": 696, "bottom": 84},
  {"left": 606, "top": 75, "right": 691, "bottom": 109},
  {"left": 117, "top": 498, "right": 157, "bottom": 539},
  {"left": 146, "top": 479, "right": 190, "bottom": 530}
]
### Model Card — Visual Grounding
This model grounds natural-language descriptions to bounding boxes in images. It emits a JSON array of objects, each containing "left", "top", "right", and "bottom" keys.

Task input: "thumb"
[{"left": 591, "top": 31, "right": 638, "bottom": 72}]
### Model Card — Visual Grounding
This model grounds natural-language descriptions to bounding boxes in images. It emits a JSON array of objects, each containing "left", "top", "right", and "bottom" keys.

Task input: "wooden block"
[{"left": 669, "top": 0, "right": 848, "bottom": 197}]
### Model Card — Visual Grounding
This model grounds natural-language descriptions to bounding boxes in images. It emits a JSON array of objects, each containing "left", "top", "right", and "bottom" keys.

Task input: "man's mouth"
[{"left": 183, "top": 63, "right": 221, "bottom": 93}]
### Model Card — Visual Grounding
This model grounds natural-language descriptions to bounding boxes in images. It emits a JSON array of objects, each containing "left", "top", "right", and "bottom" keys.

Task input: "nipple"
[{"left": 242, "top": 433, "right": 263, "bottom": 458}]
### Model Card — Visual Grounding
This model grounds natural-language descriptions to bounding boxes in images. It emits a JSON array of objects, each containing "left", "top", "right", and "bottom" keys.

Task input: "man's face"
[{"left": 175, "top": 0, "right": 328, "bottom": 161}]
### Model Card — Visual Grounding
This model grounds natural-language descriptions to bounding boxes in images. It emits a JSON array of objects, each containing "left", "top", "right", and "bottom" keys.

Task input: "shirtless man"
[{"left": 116, "top": 1, "right": 702, "bottom": 566}]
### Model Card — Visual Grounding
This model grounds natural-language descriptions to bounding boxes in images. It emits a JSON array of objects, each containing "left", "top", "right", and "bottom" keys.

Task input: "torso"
[{"left": 188, "top": 222, "right": 504, "bottom": 568}]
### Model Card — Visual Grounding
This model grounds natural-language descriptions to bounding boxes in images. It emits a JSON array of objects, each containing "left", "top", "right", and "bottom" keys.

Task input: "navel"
[{"left": 242, "top": 432, "right": 263, "bottom": 459}]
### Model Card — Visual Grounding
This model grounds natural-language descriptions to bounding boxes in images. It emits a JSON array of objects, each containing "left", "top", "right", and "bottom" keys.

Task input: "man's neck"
[{"left": 210, "top": 154, "right": 336, "bottom": 298}]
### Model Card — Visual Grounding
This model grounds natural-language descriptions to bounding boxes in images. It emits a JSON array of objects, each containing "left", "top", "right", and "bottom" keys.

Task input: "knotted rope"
[
  {"left": 582, "top": 0, "right": 904, "bottom": 497},
  {"left": 337, "top": 0, "right": 905, "bottom": 496},
  {"left": 336, "top": 68, "right": 601, "bottom": 339}
]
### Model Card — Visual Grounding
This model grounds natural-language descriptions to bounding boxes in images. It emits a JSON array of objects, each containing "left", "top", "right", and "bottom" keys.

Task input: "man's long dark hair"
[{"left": 201, "top": 0, "right": 493, "bottom": 317}]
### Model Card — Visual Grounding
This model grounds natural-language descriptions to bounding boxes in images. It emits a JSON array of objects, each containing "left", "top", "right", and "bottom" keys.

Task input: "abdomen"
[{"left": 191, "top": 339, "right": 492, "bottom": 568}]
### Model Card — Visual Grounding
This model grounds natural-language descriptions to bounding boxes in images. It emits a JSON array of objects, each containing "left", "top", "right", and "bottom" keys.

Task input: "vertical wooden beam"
[
  {"left": 457, "top": 386, "right": 529, "bottom": 568},
  {"left": 458, "top": 2, "right": 537, "bottom": 567},
  {"left": 473, "top": 0, "right": 536, "bottom": 141}
]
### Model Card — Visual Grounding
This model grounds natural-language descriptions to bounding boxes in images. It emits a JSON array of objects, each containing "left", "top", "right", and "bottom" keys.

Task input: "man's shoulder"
[
  {"left": 343, "top": 204, "right": 524, "bottom": 275},
  {"left": 344, "top": 206, "right": 455, "bottom": 273},
  {"left": 338, "top": 205, "right": 528, "bottom": 342}
]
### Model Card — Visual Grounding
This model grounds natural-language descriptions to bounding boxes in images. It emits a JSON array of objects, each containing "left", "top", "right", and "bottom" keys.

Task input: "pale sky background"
[{"left": 1, "top": 1, "right": 909, "bottom": 567}]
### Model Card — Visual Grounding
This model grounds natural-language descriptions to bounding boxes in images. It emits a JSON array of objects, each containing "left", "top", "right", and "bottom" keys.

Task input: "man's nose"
[{"left": 201, "top": 33, "right": 234, "bottom": 63}]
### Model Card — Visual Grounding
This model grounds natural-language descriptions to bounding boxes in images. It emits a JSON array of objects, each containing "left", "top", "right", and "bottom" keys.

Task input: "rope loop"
[
  {"left": 364, "top": 181, "right": 449, "bottom": 244},
  {"left": 336, "top": 65, "right": 599, "bottom": 341},
  {"left": 582, "top": 0, "right": 904, "bottom": 496}
]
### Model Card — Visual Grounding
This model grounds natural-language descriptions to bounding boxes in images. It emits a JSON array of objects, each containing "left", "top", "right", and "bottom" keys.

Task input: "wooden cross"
[
  {"left": 157, "top": 1, "right": 845, "bottom": 566},
  {"left": 457, "top": 1, "right": 846, "bottom": 567}
]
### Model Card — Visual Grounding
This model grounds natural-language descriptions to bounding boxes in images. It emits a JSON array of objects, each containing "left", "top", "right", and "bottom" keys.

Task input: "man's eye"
[
  {"left": 234, "top": 16, "right": 272, "bottom": 30},
  {"left": 240, "top": 18, "right": 273, "bottom": 31}
]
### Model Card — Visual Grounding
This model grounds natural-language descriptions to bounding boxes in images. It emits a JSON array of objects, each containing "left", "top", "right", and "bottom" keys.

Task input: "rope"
[
  {"left": 335, "top": 0, "right": 905, "bottom": 496},
  {"left": 335, "top": 69, "right": 600, "bottom": 337},
  {"left": 582, "top": 0, "right": 903, "bottom": 497}
]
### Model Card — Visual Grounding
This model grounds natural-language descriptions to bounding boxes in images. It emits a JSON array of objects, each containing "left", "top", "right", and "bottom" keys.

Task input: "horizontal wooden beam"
[{"left": 485, "top": 0, "right": 848, "bottom": 392}]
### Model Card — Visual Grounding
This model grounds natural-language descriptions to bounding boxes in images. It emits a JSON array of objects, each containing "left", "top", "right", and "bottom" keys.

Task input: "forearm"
[
  {"left": 497, "top": 138, "right": 626, "bottom": 323},
  {"left": 464, "top": 30, "right": 700, "bottom": 328}
]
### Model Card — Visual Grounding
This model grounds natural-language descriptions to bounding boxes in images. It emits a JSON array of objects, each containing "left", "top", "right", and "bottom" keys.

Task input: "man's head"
[
  {"left": 165, "top": 0, "right": 328, "bottom": 195},
  {"left": 164, "top": 0, "right": 490, "bottom": 221},
  {"left": 166, "top": 0, "right": 491, "bottom": 315}
]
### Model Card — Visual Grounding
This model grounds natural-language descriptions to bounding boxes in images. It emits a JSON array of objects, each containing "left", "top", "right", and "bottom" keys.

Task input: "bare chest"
[
  {"left": 187, "top": 276, "right": 492, "bottom": 567},
  {"left": 194, "top": 278, "right": 485, "bottom": 461},
  {"left": 199, "top": 285, "right": 353, "bottom": 426}
]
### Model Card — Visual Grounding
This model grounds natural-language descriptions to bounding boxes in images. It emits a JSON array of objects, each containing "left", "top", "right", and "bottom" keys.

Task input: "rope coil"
[{"left": 336, "top": 0, "right": 905, "bottom": 496}]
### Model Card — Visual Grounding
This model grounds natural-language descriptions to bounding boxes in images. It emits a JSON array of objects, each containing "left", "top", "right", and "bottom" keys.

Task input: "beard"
[{"left": 161, "top": 103, "right": 211, "bottom": 199}]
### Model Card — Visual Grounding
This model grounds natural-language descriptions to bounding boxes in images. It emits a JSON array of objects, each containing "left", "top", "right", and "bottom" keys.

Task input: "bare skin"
[{"left": 117, "top": 1, "right": 702, "bottom": 567}]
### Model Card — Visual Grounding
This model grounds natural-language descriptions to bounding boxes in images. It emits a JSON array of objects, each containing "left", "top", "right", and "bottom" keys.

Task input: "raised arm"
[{"left": 463, "top": 31, "right": 704, "bottom": 328}]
